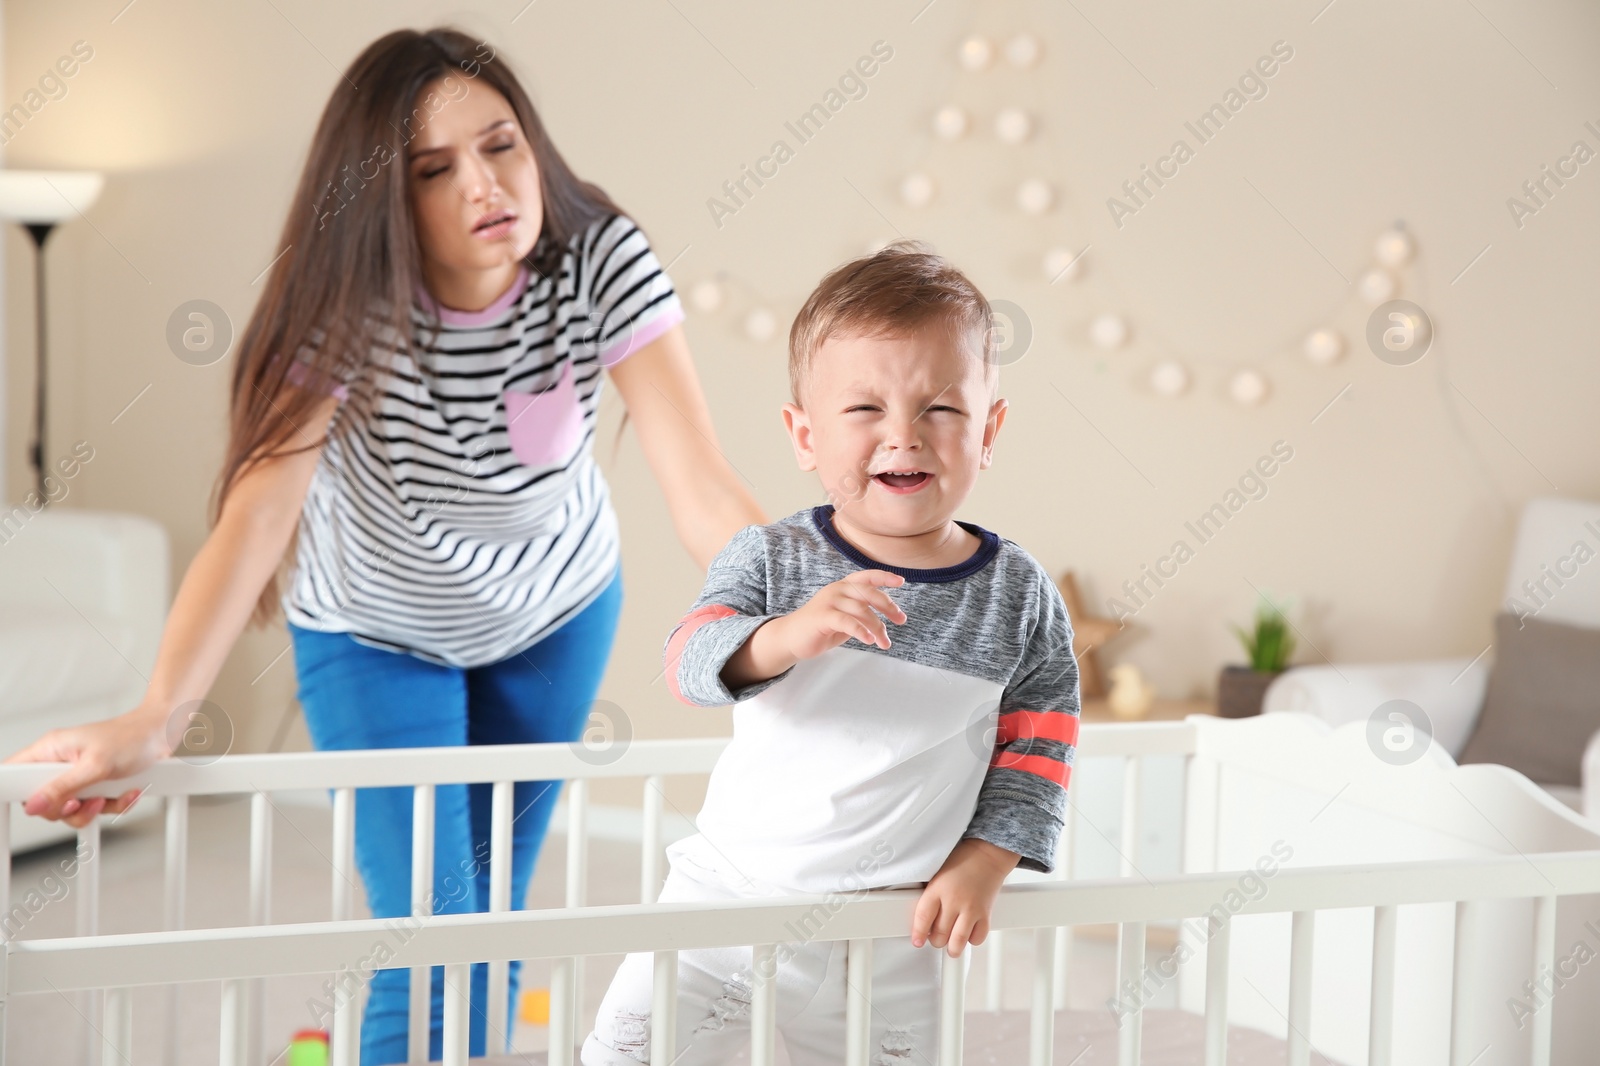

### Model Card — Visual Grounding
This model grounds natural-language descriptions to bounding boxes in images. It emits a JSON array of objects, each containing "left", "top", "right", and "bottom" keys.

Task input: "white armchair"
[
  {"left": 0, "top": 508, "right": 168, "bottom": 851},
  {"left": 1264, "top": 497, "right": 1600, "bottom": 818}
]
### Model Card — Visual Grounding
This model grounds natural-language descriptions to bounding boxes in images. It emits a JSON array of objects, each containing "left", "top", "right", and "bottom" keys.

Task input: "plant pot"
[{"left": 1216, "top": 664, "right": 1283, "bottom": 718}]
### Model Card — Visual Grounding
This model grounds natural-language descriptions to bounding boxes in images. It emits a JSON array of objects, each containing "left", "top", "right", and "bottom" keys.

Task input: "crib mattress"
[{"left": 450, "top": 1007, "right": 1345, "bottom": 1064}]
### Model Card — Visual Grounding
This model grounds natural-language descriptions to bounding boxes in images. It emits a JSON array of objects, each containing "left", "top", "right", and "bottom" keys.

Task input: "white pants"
[{"left": 581, "top": 837, "right": 944, "bottom": 1065}]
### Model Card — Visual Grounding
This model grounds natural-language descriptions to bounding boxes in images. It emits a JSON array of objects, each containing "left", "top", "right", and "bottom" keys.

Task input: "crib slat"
[
  {"left": 1117, "top": 921, "right": 1145, "bottom": 1066},
  {"left": 249, "top": 791, "right": 272, "bottom": 924},
  {"left": 549, "top": 956, "right": 577, "bottom": 1066},
  {"left": 331, "top": 787, "right": 355, "bottom": 920},
  {"left": 641, "top": 775, "right": 664, "bottom": 904},
  {"left": 1029, "top": 927, "right": 1056, "bottom": 1065},
  {"left": 77, "top": 822, "right": 100, "bottom": 935},
  {"left": 164, "top": 795, "right": 188, "bottom": 1066},
  {"left": 939, "top": 950, "right": 966, "bottom": 1065},
  {"left": 0, "top": 801, "right": 10, "bottom": 930},
  {"left": 220, "top": 978, "right": 248, "bottom": 1066},
  {"left": 1449, "top": 900, "right": 1479, "bottom": 1066},
  {"left": 567, "top": 777, "right": 588, "bottom": 905},
  {"left": 1531, "top": 894, "right": 1556, "bottom": 1066},
  {"left": 443, "top": 960, "right": 471, "bottom": 1066},
  {"left": 331, "top": 982, "right": 357, "bottom": 1066},
  {"left": 103, "top": 986, "right": 131, "bottom": 1064},
  {"left": 1051, "top": 927, "right": 1072, "bottom": 1013},
  {"left": 567, "top": 777, "right": 589, "bottom": 1044},
  {"left": 984, "top": 930, "right": 1005, "bottom": 1010},
  {"left": 845, "top": 938, "right": 872, "bottom": 1066},
  {"left": 409, "top": 784, "right": 435, "bottom": 1066},
  {"left": 486, "top": 780, "right": 514, "bottom": 1054},
  {"left": 1287, "top": 910, "right": 1314, "bottom": 1066},
  {"left": 1120, "top": 757, "right": 1140, "bottom": 878},
  {"left": 77, "top": 822, "right": 101, "bottom": 1066},
  {"left": 750, "top": 943, "right": 777, "bottom": 1066},
  {"left": 330, "top": 788, "right": 357, "bottom": 1066},
  {"left": 651, "top": 949, "right": 678, "bottom": 1066},
  {"left": 248, "top": 792, "right": 272, "bottom": 1066},
  {"left": 164, "top": 795, "right": 188, "bottom": 927},
  {"left": 1203, "top": 914, "right": 1229, "bottom": 1066},
  {"left": 1368, "top": 904, "right": 1397, "bottom": 1066},
  {"left": 1053, "top": 794, "right": 1075, "bottom": 1011}
]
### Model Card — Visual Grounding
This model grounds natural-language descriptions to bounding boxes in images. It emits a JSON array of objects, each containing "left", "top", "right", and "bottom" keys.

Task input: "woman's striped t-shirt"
[{"left": 283, "top": 213, "right": 682, "bottom": 667}]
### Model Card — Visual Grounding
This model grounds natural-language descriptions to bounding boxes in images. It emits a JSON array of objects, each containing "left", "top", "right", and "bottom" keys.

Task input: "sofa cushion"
[
  {"left": 1458, "top": 612, "right": 1600, "bottom": 787},
  {"left": 0, "top": 609, "right": 139, "bottom": 720}
]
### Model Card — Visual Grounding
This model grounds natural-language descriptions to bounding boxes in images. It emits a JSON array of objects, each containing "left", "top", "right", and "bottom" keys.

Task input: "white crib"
[{"left": 1, "top": 713, "right": 1598, "bottom": 1066}]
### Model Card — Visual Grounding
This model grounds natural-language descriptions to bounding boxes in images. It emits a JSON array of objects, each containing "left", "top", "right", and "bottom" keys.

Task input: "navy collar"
[{"left": 810, "top": 504, "right": 1000, "bottom": 583}]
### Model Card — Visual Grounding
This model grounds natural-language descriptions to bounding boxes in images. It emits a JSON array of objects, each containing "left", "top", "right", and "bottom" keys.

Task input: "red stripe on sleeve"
[
  {"left": 994, "top": 709, "right": 1080, "bottom": 747},
  {"left": 989, "top": 750, "right": 1073, "bottom": 787},
  {"left": 663, "top": 604, "right": 739, "bottom": 704}
]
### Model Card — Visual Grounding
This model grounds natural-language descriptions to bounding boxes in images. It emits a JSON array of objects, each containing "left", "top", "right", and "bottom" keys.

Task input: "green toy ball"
[{"left": 287, "top": 1029, "right": 329, "bottom": 1066}]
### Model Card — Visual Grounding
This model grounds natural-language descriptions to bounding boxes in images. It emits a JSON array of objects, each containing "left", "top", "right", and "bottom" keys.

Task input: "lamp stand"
[{"left": 24, "top": 221, "right": 54, "bottom": 502}]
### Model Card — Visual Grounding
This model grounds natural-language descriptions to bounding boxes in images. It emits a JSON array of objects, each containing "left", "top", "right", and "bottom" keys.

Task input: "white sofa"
[
  {"left": 1263, "top": 496, "right": 1600, "bottom": 818},
  {"left": 0, "top": 507, "right": 168, "bottom": 851}
]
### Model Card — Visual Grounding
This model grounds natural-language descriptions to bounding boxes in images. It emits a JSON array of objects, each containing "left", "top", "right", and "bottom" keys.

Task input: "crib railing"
[
  {"left": 0, "top": 717, "right": 1327, "bottom": 1066},
  {"left": 0, "top": 737, "right": 732, "bottom": 1066},
  {"left": 8, "top": 848, "right": 1600, "bottom": 1066}
]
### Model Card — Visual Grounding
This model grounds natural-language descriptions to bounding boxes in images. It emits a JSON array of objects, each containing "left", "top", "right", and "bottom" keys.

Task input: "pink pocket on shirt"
[{"left": 504, "top": 361, "right": 584, "bottom": 468}]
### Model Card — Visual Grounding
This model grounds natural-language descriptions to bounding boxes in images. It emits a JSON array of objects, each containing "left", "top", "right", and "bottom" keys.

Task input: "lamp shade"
[{"left": 0, "top": 170, "right": 103, "bottom": 224}]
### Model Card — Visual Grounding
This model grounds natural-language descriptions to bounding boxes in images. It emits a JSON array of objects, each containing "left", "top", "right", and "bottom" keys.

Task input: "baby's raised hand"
[
  {"left": 719, "top": 570, "right": 908, "bottom": 692},
  {"left": 776, "top": 569, "right": 907, "bottom": 660}
]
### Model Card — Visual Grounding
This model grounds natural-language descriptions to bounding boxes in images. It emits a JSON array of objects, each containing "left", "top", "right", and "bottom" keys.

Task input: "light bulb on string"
[
  {"left": 1230, "top": 369, "right": 1270, "bottom": 406},
  {"left": 996, "top": 108, "right": 1033, "bottom": 144},
  {"left": 689, "top": 280, "right": 723, "bottom": 314},
  {"left": 1017, "top": 178, "right": 1054, "bottom": 214},
  {"left": 745, "top": 308, "right": 777, "bottom": 342},
  {"left": 1043, "top": 247, "right": 1086, "bottom": 283},
  {"left": 900, "top": 172, "right": 936, "bottom": 208},
  {"left": 1303, "top": 329, "right": 1344, "bottom": 365},
  {"left": 1358, "top": 268, "right": 1395, "bottom": 304},
  {"left": 1375, "top": 225, "right": 1413, "bottom": 268},
  {"left": 1005, "top": 33, "right": 1041, "bottom": 68},
  {"left": 1151, "top": 361, "right": 1190, "bottom": 397},
  {"left": 933, "top": 106, "right": 968, "bottom": 140},
  {"left": 1090, "top": 314, "right": 1128, "bottom": 350},
  {"left": 958, "top": 37, "right": 993, "bottom": 71}
]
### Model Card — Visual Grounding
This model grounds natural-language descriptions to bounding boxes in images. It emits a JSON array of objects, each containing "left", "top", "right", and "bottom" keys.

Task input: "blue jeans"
[{"left": 289, "top": 565, "right": 624, "bottom": 1065}]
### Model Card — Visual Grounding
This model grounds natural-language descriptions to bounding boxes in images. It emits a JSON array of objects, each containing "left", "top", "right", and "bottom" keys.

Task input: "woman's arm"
[
  {"left": 4, "top": 394, "right": 340, "bottom": 827},
  {"left": 605, "top": 323, "right": 768, "bottom": 567}
]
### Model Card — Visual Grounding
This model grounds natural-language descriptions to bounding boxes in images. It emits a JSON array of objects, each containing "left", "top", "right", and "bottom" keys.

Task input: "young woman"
[{"left": 4, "top": 27, "right": 764, "bottom": 1064}]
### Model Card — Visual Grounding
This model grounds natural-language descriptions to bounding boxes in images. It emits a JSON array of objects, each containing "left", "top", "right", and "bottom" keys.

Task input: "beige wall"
[{"left": 3, "top": 1, "right": 1596, "bottom": 804}]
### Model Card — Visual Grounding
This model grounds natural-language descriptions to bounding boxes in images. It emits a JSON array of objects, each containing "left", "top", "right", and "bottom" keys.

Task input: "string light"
[
  {"left": 1017, "top": 178, "right": 1054, "bottom": 214},
  {"left": 685, "top": 29, "right": 1427, "bottom": 410},
  {"left": 933, "top": 106, "right": 968, "bottom": 140},
  {"left": 958, "top": 36, "right": 993, "bottom": 72}
]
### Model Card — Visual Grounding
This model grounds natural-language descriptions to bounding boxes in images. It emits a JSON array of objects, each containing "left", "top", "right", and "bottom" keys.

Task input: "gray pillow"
[{"left": 1457, "top": 612, "right": 1600, "bottom": 787}]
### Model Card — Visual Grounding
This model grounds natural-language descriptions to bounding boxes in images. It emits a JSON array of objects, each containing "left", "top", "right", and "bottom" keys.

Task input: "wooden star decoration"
[{"left": 1056, "top": 570, "right": 1124, "bottom": 699}]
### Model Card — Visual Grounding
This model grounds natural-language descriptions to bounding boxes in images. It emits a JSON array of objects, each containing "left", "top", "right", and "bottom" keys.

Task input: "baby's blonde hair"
[{"left": 787, "top": 240, "right": 995, "bottom": 406}]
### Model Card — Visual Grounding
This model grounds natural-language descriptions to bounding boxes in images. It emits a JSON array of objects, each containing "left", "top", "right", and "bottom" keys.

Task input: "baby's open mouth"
[{"left": 873, "top": 471, "right": 930, "bottom": 489}]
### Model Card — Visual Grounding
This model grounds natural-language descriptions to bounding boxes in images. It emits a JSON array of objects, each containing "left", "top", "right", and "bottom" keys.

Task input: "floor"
[{"left": 3, "top": 794, "right": 1168, "bottom": 1064}]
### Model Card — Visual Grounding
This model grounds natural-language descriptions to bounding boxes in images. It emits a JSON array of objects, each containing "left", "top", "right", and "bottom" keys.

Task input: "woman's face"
[{"left": 405, "top": 76, "right": 543, "bottom": 280}]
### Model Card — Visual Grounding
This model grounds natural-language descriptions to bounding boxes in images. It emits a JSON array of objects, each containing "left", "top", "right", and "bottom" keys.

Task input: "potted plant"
[{"left": 1218, "top": 596, "right": 1297, "bottom": 718}]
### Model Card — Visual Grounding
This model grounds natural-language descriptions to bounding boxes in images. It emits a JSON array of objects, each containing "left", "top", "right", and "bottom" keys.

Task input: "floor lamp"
[{"left": 0, "top": 170, "right": 105, "bottom": 502}]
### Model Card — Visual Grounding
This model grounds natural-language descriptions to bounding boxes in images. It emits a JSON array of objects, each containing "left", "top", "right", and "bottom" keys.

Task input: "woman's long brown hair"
[{"left": 219, "top": 27, "right": 625, "bottom": 624}]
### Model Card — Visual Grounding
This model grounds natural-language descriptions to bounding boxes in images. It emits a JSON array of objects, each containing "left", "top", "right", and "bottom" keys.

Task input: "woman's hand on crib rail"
[
  {"left": 5, "top": 709, "right": 171, "bottom": 828},
  {"left": 911, "top": 837, "right": 1021, "bottom": 957}
]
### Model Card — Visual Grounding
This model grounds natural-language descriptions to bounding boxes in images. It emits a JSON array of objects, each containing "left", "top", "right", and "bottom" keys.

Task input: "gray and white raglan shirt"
[{"left": 663, "top": 504, "right": 1081, "bottom": 895}]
